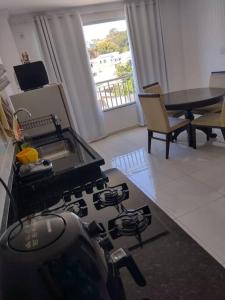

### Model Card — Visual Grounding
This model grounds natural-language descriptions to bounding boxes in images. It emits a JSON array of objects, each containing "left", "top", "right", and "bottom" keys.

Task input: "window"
[{"left": 83, "top": 20, "right": 135, "bottom": 111}]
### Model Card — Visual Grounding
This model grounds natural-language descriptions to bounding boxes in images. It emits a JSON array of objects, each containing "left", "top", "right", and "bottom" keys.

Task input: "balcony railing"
[{"left": 96, "top": 74, "right": 135, "bottom": 111}]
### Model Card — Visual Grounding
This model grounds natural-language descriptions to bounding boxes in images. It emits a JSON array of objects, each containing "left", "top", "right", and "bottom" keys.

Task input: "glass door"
[{"left": 83, "top": 20, "right": 135, "bottom": 111}]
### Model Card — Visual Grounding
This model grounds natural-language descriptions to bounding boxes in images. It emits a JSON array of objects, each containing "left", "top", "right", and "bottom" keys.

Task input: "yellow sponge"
[{"left": 16, "top": 147, "right": 39, "bottom": 164}]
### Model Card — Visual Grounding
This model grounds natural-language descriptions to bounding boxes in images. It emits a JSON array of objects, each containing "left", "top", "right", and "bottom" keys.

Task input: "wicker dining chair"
[
  {"left": 143, "top": 82, "right": 184, "bottom": 118},
  {"left": 193, "top": 72, "right": 225, "bottom": 115},
  {"left": 191, "top": 98, "right": 225, "bottom": 148},
  {"left": 139, "top": 93, "right": 190, "bottom": 159}
]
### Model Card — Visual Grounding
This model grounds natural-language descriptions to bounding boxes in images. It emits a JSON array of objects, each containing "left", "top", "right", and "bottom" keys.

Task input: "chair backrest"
[
  {"left": 210, "top": 72, "right": 225, "bottom": 125},
  {"left": 209, "top": 72, "right": 225, "bottom": 88},
  {"left": 220, "top": 98, "right": 225, "bottom": 126},
  {"left": 139, "top": 93, "right": 170, "bottom": 133},
  {"left": 143, "top": 82, "right": 162, "bottom": 94}
]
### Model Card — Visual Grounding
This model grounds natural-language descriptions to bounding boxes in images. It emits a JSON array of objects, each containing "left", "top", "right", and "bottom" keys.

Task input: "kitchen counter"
[
  {"left": 101, "top": 169, "right": 225, "bottom": 300},
  {"left": 14, "top": 166, "right": 225, "bottom": 299}
]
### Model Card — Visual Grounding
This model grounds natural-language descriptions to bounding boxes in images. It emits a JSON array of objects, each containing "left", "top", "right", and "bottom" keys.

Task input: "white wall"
[
  {"left": 0, "top": 11, "right": 21, "bottom": 93},
  {"left": 180, "top": 0, "right": 225, "bottom": 88},
  {"left": 9, "top": 2, "right": 124, "bottom": 62},
  {"left": 160, "top": 0, "right": 186, "bottom": 92},
  {"left": 104, "top": 103, "right": 138, "bottom": 135},
  {"left": 79, "top": 1, "right": 124, "bottom": 25},
  {"left": 10, "top": 16, "right": 43, "bottom": 62}
]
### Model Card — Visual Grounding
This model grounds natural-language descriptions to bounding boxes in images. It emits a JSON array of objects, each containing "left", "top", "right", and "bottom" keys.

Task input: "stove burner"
[
  {"left": 93, "top": 183, "right": 129, "bottom": 210},
  {"left": 65, "top": 199, "right": 88, "bottom": 218},
  {"left": 116, "top": 211, "right": 149, "bottom": 236},
  {"left": 108, "top": 206, "right": 151, "bottom": 242}
]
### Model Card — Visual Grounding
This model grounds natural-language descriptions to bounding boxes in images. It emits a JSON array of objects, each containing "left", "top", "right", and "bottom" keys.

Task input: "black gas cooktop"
[
  {"left": 45, "top": 179, "right": 168, "bottom": 253},
  {"left": 35, "top": 168, "right": 225, "bottom": 300}
]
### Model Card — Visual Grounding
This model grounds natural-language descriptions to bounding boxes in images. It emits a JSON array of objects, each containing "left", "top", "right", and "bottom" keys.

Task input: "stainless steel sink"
[{"left": 37, "top": 139, "right": 75, "bottom": 161}]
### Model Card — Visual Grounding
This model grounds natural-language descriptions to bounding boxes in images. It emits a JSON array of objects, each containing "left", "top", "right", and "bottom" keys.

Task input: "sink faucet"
[
  {"left": 51, "top": 114, "right": 63, "bottom": 138},
  {"left": 14, "top": 108, "right": 32, "bottom": 119}
]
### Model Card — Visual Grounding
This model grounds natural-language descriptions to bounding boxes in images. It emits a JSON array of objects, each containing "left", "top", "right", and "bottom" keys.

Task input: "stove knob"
[
  {"left": 87, "top": 221, "right": 104, "bottom": 238},
  {"left": 99, "top": 237, "right": 114, "bottom": 252},
  {"left": 85, "top": 182, "right": 93, "bottom": 194},
  {"left": 63, "top": 191, "right": 71, "bottom": 202},
  {"left": 95, "top": 178, "right": 105, "bottom": 190},
  {"left": 72, "top": 186, "right": 83, "bottom": 198}
]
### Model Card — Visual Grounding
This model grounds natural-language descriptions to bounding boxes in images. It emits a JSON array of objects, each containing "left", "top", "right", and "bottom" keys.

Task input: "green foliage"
[
  {"left": 115, "top": 61, "right": 132, "bottom": 77},
  {"left": 109, "top": 77, "right": 134, "bottom": 97},
  {"left": 106, "top": 28, "right": 129, "bottom": 53},
  {"left": 88, "top": 47, "right": 98, "bottom": 59},
  {"left": 87, "top": 29, "right": 129, "bottom": 59},
  {"left": 96, "top": 40, "right": 119, "bottom": 55},
  {"left": 113, "top": 62, "right": 134, "bottom": 96}
]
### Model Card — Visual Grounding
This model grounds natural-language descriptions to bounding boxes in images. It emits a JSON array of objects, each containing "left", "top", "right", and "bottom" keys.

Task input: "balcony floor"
[{"left": 90, "top": 126, "right": 225, "bottom": 267}]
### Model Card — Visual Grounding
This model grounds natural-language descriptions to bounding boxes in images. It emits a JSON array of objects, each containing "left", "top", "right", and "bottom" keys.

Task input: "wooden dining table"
[{"left": 161, "top": 88, "right": 225, "bottom": 146}]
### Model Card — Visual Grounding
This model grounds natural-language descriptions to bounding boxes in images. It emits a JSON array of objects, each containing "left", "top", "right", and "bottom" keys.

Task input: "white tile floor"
[{"left": 90, "top": 126, "right": 225, "bottom": 266}]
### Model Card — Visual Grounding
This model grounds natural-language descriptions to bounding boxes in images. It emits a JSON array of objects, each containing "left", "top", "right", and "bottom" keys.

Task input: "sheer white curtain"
[
  {"left": 35, "top": 12, "right": 105, "bottom": 142},
  {"left": 35, "top": 16, "right": 63, "bottom": 84},
  {"left": 125, "top": 0, "right": 168, "bottom": 124}
]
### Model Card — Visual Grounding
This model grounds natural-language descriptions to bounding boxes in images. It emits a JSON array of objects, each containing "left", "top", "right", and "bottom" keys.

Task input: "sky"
[{"left": 83, "top": 20, "right": 127, "bottom": 43}]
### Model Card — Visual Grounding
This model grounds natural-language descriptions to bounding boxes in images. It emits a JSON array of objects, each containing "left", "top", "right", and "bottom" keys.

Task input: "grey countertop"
[
  {"left": 7, "top": 153, "right": 225, "bottom": 299},
  {"left": 104, "top": 169, "right": 225, "bottom": 300}
]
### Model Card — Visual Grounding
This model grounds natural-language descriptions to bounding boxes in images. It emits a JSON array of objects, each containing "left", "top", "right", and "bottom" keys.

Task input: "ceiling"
[{"left": 0, "top": 0, "right": 118, "bottom": 13}]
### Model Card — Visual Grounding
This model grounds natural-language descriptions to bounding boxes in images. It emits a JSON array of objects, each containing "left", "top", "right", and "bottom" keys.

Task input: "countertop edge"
[{"left": 0, "top": 140, "right": 15, "bottom": 234}]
